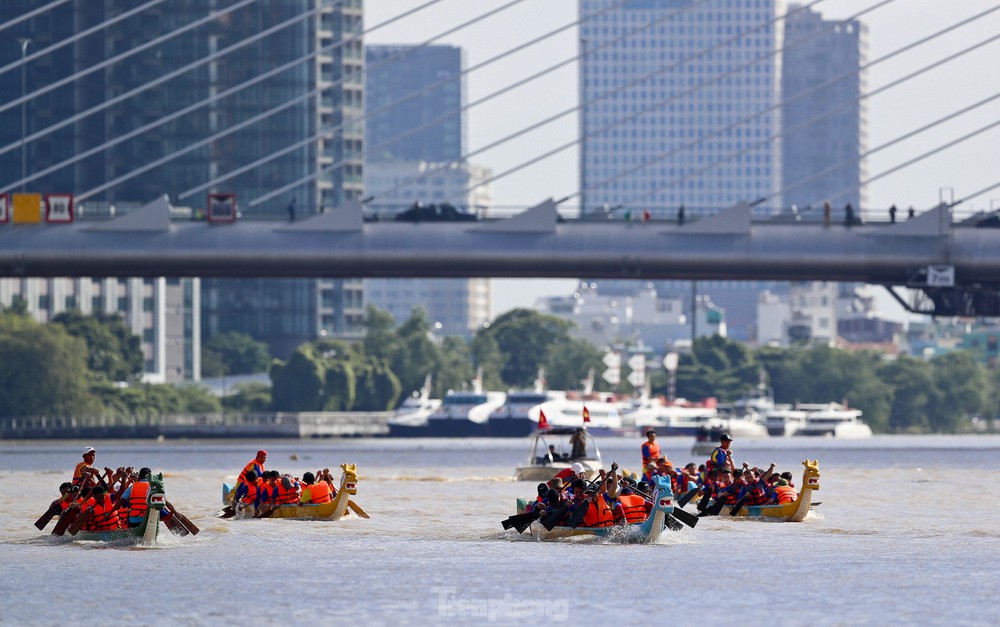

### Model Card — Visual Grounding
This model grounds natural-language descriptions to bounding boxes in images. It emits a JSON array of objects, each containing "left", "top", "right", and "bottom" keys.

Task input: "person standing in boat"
[
  {"left": 237, "top": 450, "right": 267, "bottom": 487},
  {"left": 569, "top": 428, "right": 588, "bottom": 460},
  {"left": 707, "top": 433, "right": 735, "bottom": 473},
  {"left": 641, "top": 430, "right": 660, "bottom": 470}
]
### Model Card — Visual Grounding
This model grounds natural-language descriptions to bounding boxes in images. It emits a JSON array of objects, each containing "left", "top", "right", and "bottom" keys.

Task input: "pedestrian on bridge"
[
  {"left": 908, "top": 206, "right": 915, "bottom": 220},
  {"left": 677, "top": 204, "right": 686, "bottom": 226},
  {"left": 844, "top": 203, "right": 855, "bottom": 227},
  {"left": 823, "top": 201, "right": 831, "bottom": 228},
  {"left": 889, "top": 204, "right": 897, "bottom": 223},
  {"left": 287, "top": 197, "right": 297, "bottom": 223}
]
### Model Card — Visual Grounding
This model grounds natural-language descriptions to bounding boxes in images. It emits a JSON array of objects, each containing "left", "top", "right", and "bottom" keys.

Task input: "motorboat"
[
  {"left": 795, "top": 403, "right": 872, "bottom": 438},
  {"left": 763, "top": 405, "right": 809, "bottom": 436},
  {"left": 513, "top": 426, "right": 603, "bottom": 482},
  {"left": 387, "top": 375, "right": 441, "bottom": 431},
  {"left": 388, "top": 369, "right": 506, "bottom": 437}
]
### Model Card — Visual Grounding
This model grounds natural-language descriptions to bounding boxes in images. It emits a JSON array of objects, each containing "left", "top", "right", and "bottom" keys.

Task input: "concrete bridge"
[{"left": 1, "top": 197, "right": 998, "bottom": 316}]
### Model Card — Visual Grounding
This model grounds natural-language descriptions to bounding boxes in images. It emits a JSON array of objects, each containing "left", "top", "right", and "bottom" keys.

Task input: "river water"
[{"left": 1, "top": 435, "right": 998, "bottom": 626}]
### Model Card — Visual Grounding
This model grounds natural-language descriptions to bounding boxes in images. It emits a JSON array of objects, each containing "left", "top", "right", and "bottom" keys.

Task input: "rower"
[
  {"left": 707, "top": 433, "right": 735, "bottom": 473},
  {"left": 73, "top": 447, "right": 98, "bottom": 487}
]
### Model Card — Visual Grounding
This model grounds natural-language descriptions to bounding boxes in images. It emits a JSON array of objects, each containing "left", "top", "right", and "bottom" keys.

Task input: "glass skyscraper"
[{"left": 579, "top": 0, "right": 785, "bottom": 217}]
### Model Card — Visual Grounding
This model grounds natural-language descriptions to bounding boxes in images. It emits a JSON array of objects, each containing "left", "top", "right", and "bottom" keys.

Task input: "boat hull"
[{"left": 514, "top": 459, "right": 601, "bottom": 482}]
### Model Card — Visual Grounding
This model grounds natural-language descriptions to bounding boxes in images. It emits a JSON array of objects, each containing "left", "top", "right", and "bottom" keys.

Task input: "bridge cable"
[
  {"left": 252, "top": 0, "right": 827, "bottom": 208},
  {"left": 0, "top": 0, "right": 173, "bottom": 89},
  {"left": 0, "top": 0, "right": 340, "bottom": 159},
  {"left": 0, "top": 0, "right": 71, "bottom": 35},
  {"left": 3, "top": 0, "right": 453, "bottom": 197},
  {"left": 615, "top": 25, "right": 1000, "bottom": 213},
  {"left": 179, "top": 0, "right": 676, "bottom": 201},
  {"left": 436, "top": 0, "right": 898, "bottom": 209}
]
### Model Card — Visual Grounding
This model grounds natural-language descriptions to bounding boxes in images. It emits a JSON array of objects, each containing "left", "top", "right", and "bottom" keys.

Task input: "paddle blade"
[
  {"left": 347, "top": 500, "right": 370, "bottom": 519},
  {"left": 35, "top": 501, "right": 62, "bottom": 530},
  {"left": 729, "top": 496, "right": 749, "bottom": 517},
  {"left": 513, "top": 512, "right": 540, "bottom": 534},
  {"left": 699, "top": 500, "right": 726, "bottom": 517},
  {"left": 165, "top": 501, "right": 200, "bottom": 535},
  {"left": 696, "top": 491, "right": 712, "bottom": 512},
  {"left": 670, "top": 507, "right": 699, "bottom": 528},
  {"left": 677, "top": 488, "right": 699, "bottom": 508},
  {"left": 51, "top": 505, "right": 80, "bottom": 536},
  {"left": 566, "top": 503, "right": 589, "bottom": 529},
  {"left": 541, "top": 503, "right": 569, "bottom": 531},
  {"left": 219, "top": 505, "right": 236, "bottom": 519},
  {"left": 665, "top": 514, "right": 683, "bottom": 531},
  {"left": 67, "top": 507, "right": 92, "bottom": 536},
  {"left": 164, "top": 514, "right": 190, "bottom": 536}
]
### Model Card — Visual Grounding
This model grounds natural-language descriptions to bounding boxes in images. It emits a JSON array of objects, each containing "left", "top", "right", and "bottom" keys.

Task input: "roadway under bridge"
[{"left": 2, "top": 198, "right": 1000, "bottom": 317}]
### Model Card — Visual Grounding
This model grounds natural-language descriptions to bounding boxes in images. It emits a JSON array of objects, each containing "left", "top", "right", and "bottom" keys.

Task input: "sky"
[{"left": 364, "top": 1, "right": 1000, "bottom": 317}]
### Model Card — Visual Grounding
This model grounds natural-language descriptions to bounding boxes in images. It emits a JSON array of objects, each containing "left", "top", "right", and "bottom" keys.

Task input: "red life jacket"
[
  {"left": 617, "top": 494, "right": 647, "bottom": 523},
  {"left": 582, "top": 494, "right": 615, "bottom": 528},
  {"left": 128, "top": 481, "right": 150, "bottom": 521},
  {"left": 307, "top": 481, "right": 333, "bottom": 504},
  {"left": 82, "top": 494, "right": 120, "bottom": 532}
]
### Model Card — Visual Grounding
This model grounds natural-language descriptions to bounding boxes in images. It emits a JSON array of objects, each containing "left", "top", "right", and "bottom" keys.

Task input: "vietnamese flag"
[
  {"left": 583, "top": 406, "right": 591, "bottom": 423},
  {"left": 538, "top": 409, "right": 549, "bottom": 431}
]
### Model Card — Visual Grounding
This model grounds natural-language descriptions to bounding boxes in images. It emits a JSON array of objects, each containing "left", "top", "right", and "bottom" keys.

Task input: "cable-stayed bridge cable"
[{"left": 0, "top": 0, "right": 71, "bottom": 35}]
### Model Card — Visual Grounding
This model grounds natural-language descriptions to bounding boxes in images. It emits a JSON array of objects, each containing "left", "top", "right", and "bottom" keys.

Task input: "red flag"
[
  {"left": 538, "top": 409, "right": 549, "bottom": 431},
  {"left": 643, "top": 210, "right": 651, "bottom": 222},
  {"left": 583, "top": 406, "right": 591, "bottom": 423}
]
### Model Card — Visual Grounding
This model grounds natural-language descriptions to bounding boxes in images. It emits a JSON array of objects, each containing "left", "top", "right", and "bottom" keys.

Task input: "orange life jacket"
[
  {"left": 274, "top": 480, "right": 301, "bottom": 505},
  {"left": 307, "top": 481, "right": 333, "bottom": 504},
  {"left": 617, "top": 494, "right": 647, "bottom": 523},
  {"left": 128, "top": 481, "right": 150, "bottom": 521},
  {"left": 642, "top": 441, "right": 661, "bottom": 467},
  {"left": 82, "top": 494, "right": 120, "bottom": 532},
  {"left": 582, "top": 494, "right": 615, "bottom": 528},
  {"left": 240, "top": 480, "right": 260, "bottom": 505},
  {"left": 72, "top": 462, "right": 92, "bottom": 486},
  {"left": 774, "top": 485, "right": 798, "bottom": 504},
  {"left": 238, "top": 460, "right": 264, "bottom": 485}
]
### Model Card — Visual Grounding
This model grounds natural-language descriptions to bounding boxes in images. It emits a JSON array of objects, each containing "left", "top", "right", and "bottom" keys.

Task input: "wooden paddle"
[
  {"left": 540, "top": 502, "right": 570, "bottom": 531},
  {"left": 699, "top": 499, "right": 728, "bottom": 517},
  {"left": 34, "top": 500, "right": 63, "bottom": 530},
  {"left": 51, "top": 504, "right": 80, "bottom": 536},
  {"left": 67, "top": 506, "right": 92, "bottom": 535},
  {"left": 347, "top": 500, "right": 370, "bottom": 519},
  {"left": 165, "top": 501, "right": 199, "bottom": 534}
]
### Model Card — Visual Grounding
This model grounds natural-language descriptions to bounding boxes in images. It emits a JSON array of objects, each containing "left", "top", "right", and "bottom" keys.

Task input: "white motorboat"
[
  {"left": 387, "top": 375, "right": 441, "bottom": 429},
  {"left": 513, "top": 426, "right": 602, "bottom": 482},
  {"left": 389, "top": 369, "right": 505, "bottom": 436},
  {"left": 795, "top": 403, "right": 872, "bottom": 438}
]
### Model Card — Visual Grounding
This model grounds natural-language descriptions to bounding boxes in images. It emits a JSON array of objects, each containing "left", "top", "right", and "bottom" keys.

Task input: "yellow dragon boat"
[
  {"left": 223, "top": 463, "right": 369, "bottom": 521},
  {"left": 708, "top": 459, "right": 821, "bottom": 522}
]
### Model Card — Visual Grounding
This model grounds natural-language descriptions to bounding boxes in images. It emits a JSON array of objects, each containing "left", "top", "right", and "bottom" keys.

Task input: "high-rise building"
[
  {"left": 579, "top": 0, "right": 785, "bottom": 218},
  {"left": 1, "top": 1, "right": 367, "bottom": 359},
  {"left": 365, "top": 45, "right": 465, "bottom": 163},
  {"left": 781, "top": 4, "right": 868, "bottom": 212},
  {"left": 362, "top": 44, "right": 490, "bottom": 336}
]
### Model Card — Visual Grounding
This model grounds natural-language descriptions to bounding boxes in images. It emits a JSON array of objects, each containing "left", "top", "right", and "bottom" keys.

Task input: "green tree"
[
  {"left": 222, "top": 382, "right": 272, "bottom": 413},
  {"left": 676, "top": 335, "right": 759, "bottom": 402},
  {"left": 544, "top": 337, "right": 605, "bottom": 392},
  {"left": 469, "top": 332, "right": 504, "bottom": 392},
  {"left": 53, "top": 310, "right": 143, "bottom": 382},
  {"left": 878, "top": 356, "right": 936, "bottom": 432},
  {"left": 0, "top": 313, "right": 98, "bottom": 416},
  {"left": 929, "top": 351, "right": 989, "bottom": 432},
  {"left": 481, "top": 309, "right": 573, "bottom": 388},
  {"left": 391, "top": 307, "right": 440, "bottom": 399},
  {"left": 201, "top": 332, "right": 270, "bottom": 376},
  {"left": 270, "top": 345, "right": 326, "bottom": 411},
  {"left": 436, "top": 336, "right": 474, "bottom": 398}
]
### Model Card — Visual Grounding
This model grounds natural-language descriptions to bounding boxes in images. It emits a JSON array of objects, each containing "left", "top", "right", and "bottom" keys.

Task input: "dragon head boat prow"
[
  {"left": 801, "top": 459, "right": 820, "bottom": 490},
  {"left": 340, "top": 463, "right": 359, "bottom": 495}
]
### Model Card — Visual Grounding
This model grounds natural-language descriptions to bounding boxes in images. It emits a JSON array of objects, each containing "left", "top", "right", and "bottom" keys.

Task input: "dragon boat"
[
  {"left": 222, "top": 463, "right": 369, "bottom": 521},
  {"left": 702, "top": 459, "right": 821, "bottom": 522},
  {"left": 51, "top": 473, "right": 167, "bottom": 545},
  {"left": 509, "top": 475, "right": 683, "bottom": 542}
]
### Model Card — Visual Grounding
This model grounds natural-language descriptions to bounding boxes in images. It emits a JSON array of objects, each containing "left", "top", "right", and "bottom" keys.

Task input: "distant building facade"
[
  {"left": 579, "top": 0, "right": 785, "bottom": 218},
  {"left": 1, "top": 1, "right": 367, "bottom": 359},
  {"left": 363, "top": 44, "right": 490, "bottom": 336},
  {"left": 781, "top": 4, "right": 868, "bottom": 213},
  {"left": 0, "top": 277, "right": 200, "bottom": 383}
]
